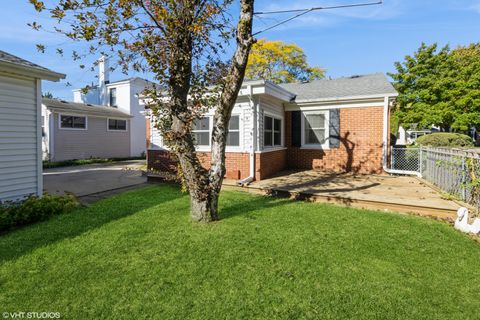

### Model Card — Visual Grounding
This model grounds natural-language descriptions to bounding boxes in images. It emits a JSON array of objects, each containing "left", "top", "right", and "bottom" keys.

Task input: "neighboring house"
[
  {"left": 147, "top": 73, "right": 398, "bottom": 181},
  {"left": 42, "top": 98, "right": 133, "bottom": 161},
  {"left": 396, "top": 126, "right": 438, "bottom": 145},
  {"left": 0, "top": 51, "right": 64, "bottom": 201},
  {"left": 73, "top": 57, "right": 150, "bottom": 157}
]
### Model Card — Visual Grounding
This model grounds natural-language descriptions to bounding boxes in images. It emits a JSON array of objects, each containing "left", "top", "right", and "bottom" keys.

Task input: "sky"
[{"left": 1, "top": 0, "right": 480, "bottom": 100}]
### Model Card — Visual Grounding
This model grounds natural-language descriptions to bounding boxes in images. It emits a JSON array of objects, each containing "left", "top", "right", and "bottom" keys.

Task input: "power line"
[
  {"left": 252, "top": 1, "right": 383, "bottom": 36},
  {"left": 254, "top": 1, "right": 383, "bottom": 15}
]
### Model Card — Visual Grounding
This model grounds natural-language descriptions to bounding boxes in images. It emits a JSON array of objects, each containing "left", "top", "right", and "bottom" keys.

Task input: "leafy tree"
[
  {"left": 30, "top": 0, "right": 255, "bottom": 222},
  {"left": 245, "top": 39, "right": 325, "bottom": 83},
  {"left": 390, "top": 43, "right": 480, "bottom": 132}
]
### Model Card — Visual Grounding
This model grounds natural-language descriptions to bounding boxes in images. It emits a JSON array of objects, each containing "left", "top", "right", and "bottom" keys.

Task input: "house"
[
  {"left": 42, "top": 98, "right": 133, "bottom": 161},
  {"left": 72, "top": 57, "right": 150, "bottom": 158},
  {"left": 0, "top": 51, "right": 64, "bottom": 201},
  {"left": 147, "top": 73, "right": 398, "bottom": 181}
]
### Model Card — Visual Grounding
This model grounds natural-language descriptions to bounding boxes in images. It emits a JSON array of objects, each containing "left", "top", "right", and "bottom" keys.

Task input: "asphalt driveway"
[{"left": 43, "top": 160, "right": 147, "bottom": 198}]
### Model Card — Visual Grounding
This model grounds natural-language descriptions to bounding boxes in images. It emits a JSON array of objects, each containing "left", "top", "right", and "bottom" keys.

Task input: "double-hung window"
[
  {"left": 303, "top": 111, "right": 328, "bottom": 147},
  {"left": 264, "top": 115, "right": 282, "bottom": 147},
  {"left": 227, "top": 115, "right": 240, "bottom": 147},
  {"left": 192, "top": 117, "right": 210, "bottom": 146},
  {"left": 108, "top": 119, "right": 127, "bottom": 131},
  {"left": 60, "top": 115, "right": 87, "bottom": 130},
  {"left": 109, "top": 88, "right": 117, "bottom": 107}
]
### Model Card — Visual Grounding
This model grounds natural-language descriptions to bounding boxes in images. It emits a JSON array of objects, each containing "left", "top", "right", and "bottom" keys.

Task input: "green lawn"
[{"left": 1, "top": 185, "right": 479, "bottom": 319}]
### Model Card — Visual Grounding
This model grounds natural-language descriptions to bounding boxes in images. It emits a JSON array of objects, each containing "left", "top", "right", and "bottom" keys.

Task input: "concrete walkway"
[
  {"left": 225, "top": 170, "right": 465, "bottom": 220},
  {"left": 44, "top": 160, "right": 147, "bottom": 199}
]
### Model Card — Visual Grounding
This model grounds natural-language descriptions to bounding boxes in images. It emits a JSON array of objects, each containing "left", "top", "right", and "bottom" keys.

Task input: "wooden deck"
[{"left": 224, "top": 170, "right": 465, "bottom": 221}]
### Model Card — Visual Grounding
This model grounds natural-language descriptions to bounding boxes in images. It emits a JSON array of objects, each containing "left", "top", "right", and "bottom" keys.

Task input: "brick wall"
[
  {"left": 148, "top": 150, "right": 251, "bottom": 180},
  {"left": 148, "top": 149, "right": 288, "bottom": 181},
  {"left": 285, "top": 107, "right": 384, "bottom": 174},
  {"left": 255, "top": 149, "right": 287, "bottom": 180}
]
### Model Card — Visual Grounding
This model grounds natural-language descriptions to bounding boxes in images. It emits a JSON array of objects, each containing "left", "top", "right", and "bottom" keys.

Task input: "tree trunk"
[
  {"left": 208, "top": 0, "right": 255, "bottom": 215},
  {"left": 168, "top": 0, "right": 254, "bottom": 222}
]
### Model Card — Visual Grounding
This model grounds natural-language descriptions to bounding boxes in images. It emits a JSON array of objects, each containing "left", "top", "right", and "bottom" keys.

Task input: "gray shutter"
[
  {"left": 329, "top": 109, "right": 340, "bottom": 148},
  {"left": 291, "top": 111, "right": 302, "bottom": 147}
]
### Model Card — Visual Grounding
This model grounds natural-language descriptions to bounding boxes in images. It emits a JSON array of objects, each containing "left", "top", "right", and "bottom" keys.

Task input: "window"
[
  {"left": 192, "top": 117, "right": 210, "bottom": 146},
  {"left": 227, "top": 115, "right": 240, "bottom": 146},
  {"left": 303, "top": 111, "right": 328, "bottom": 146},
  {"left": 60, "top": 115, "right": 87, "bottom": 129},
  {"left": 264, "top": 115, "right": 282, "bottom": 147},
  {"left": 108, "top": 119, "right": 127, "bottom": 131},
  {"left": 109, "top": 88, "right": 117, "bottom": 107}
]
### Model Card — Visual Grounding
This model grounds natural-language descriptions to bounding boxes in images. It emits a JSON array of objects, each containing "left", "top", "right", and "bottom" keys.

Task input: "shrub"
[
  {"left": 0, "top": 193, "right": 78, "bottom": 233},
  {"left": 415, "top": 133, "right": 474, "bottom": 148}
]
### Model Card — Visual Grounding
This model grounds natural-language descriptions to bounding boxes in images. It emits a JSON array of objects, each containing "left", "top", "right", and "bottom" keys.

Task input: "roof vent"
[
  {"left": 301, "top": 80, "right": 310, "bottom": 84},
  {"left": 350, "top": 75, "right": 361, "bottom": 79},
  {"left": 87, "top": 104, "right": 93, "bottom": 106},
  {"left": 60, "top": 100, "right": 68, "bottom": 103}
]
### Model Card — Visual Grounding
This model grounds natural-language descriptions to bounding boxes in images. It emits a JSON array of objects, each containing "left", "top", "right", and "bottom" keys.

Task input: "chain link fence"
[{"left": 391, "top": 147, "right": 480, "bottom": 210}]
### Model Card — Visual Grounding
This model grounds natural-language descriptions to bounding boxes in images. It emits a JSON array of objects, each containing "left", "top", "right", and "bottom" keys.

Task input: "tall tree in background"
[
  {"left": 30, "top": 0, "right": 255, "bottom": 222},
  {"left": 390, "top": 42, "right": 480, "bottom": 132},
  {"left": 245, "top": 39, "right": 325, "bottom": 84}
]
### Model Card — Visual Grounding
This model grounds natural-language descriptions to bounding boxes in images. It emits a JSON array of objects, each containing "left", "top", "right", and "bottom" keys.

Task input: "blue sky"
[{"left": 2, "top": 0, "right": 480, "bottom": 100}]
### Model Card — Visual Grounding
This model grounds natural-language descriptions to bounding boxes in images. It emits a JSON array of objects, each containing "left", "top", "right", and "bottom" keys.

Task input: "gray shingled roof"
[
  {"left": 278, "top": 73, "right": 397, "bottom": 102},
  {"left": 43, "top": 98, "right": 133, "bottom": 118},
  {"left": 0, "top": 51, "right": 62, "bottom": 76}
]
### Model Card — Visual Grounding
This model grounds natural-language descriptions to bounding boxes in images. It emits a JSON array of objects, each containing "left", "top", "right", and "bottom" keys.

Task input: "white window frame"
[
  {"left": 226, "top": 114, "right": 241, "bottom": 148},
  {"left": 301, "top": 110, "right": 330, "bottom": 149},
  {"left": 263, "top": 114, "right": 283, "bottom": 149},
  {"left": 58, "top": 113, "right": 88, "bottom": 131},
  {"left": 107, "top": 118, "right": 128, "bottom": 132},
  {"left": 192, "top": 116, "right": 211, "bottom": 148},
  {"left": 109, "top": 87, "right": 117, "bottom": 107}
]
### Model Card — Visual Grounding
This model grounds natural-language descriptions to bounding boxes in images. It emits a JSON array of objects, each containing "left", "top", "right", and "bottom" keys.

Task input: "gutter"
[
  {"left": 238, "top": 85, "right": 256, "bottom": 187},
  {"left": 381, "top": 96, "right": 422, "bottom": 177}
]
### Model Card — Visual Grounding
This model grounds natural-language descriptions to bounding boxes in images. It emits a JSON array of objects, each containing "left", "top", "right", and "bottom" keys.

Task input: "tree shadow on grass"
[
  {"left": 0, "top": 185, "right": 183, "bottom": 264},
  {"left": 219, "top": 191, "right": 293, "bottom": 220}
]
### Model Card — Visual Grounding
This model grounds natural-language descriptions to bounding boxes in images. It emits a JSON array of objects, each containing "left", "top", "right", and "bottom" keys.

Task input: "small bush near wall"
[
  {"left": 0, "top": 194, "right": 78, "bottom": 233},
  {"left": 416, "top": 133, "right": 474, "bottom": 148}
]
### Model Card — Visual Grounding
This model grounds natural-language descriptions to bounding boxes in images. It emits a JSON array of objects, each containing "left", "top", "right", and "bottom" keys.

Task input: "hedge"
[
  {"left": 0, "top": 193, "right": 78, "bottom": 233},
  {"left": 415, "top": 133, "right": 474, "bottom": 148}
]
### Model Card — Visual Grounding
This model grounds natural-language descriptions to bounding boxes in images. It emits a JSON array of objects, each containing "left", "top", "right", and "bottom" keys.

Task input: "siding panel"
[
  {"left": 0, "top": 73, "right": 39, "bottom": 201},
  {"left": 52, "top": 114, "right": 131, "bottom": 161}
]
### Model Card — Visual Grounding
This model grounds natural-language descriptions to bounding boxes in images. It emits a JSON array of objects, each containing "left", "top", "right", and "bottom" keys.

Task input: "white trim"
[
  {"left": 48, "top": 110, "right": 55, "bottom": 161},
  {"left": 285, "top": 100, "right": 385, "bottom": 111},
  {"left": 58, "top": 113, "right": 88, "bottom": 131},
  {"left": 106, "top": 118, "right": 128, "bottom": 132},
  {"left": 263, "top": 113, "right": 283, "bottom": 149},
  {"left": 301, "top": 110, "right": 330, "bottom": 149},
  {"left": 0, "top": 61, "right": 65, "bottom": 82},
  {"left": 255, "top": 147, "right": 287, "bottom": 154},
  {"left": 293, "top": 93, "right": 398, "bottom": 104},
  {"left": 35, "top": 79, "right": 43, "bottom": 196}
]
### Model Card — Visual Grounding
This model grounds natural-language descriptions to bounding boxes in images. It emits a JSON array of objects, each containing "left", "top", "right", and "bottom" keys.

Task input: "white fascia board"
[
  {"left": 285, "top": 95, "right": 398, "bottom": 111},
  {"left": 293, "top": 93, "right": 398, "bottom": 104},
  {"left": 0, "top": 62, "right": 65, "bottom": 82}
]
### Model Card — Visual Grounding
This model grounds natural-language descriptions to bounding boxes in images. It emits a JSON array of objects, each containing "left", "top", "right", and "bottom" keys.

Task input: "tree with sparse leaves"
[
  {"left": 245, "top": 38, "right": 325, "bottom": 83},
  {"left": 390, "top": 43, "right": 480, "bottom": 132},
  {"left": 29, "top": 0, "right": 255, "bottom": 222}
]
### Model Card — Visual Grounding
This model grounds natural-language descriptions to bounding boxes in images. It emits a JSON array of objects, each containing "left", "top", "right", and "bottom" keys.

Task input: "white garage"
[{"left": 0, "top": 51, "right": 64, "bottom": 201}]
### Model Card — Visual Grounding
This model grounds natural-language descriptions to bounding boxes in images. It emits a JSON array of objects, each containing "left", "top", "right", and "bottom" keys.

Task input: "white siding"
[
  {"left": 0, "top": 73, "right": 40, "bottom": 201},
  {"left": 148, "top": 100, "right": 255, "bottom": 153},
  {"left": 52, "top": 114, "right": 131, "bottom": 161}
]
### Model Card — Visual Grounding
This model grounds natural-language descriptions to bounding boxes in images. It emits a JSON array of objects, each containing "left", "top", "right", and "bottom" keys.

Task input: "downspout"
[
  {"left": 238, "top": 85, "right": 256, "bottom": 186},
  {"left": 382, "top": 96, "right": 421, "bottom": 177}
]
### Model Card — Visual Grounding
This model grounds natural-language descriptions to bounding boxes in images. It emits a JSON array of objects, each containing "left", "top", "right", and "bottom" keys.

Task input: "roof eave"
[
  {"left": 0, "top": 61, "right": 65, "bottom": 81},
  {"left": 292, "top": 93, "right": 398, "bottom": 105}
]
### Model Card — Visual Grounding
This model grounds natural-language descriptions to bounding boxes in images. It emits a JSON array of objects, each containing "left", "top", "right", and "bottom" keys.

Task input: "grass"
[
  {"left": 42, "top": 156, "right": 146, "bottom": 169},
  {"left": 1, "top": 185, "right": 480, "bottom": 319}
]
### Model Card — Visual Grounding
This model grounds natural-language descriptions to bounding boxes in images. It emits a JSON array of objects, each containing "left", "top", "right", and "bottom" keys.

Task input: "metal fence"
[{"left": 391, "top": 147, "right": 480, "bottom": 209}]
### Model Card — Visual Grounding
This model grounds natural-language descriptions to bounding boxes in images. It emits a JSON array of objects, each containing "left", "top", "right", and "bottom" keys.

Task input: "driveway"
[{"left": 44, "top": 160, "right": 147, "bottom": 198}]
